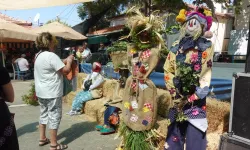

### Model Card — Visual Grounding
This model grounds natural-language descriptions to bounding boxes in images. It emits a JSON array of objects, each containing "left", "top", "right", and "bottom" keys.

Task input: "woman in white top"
[{"left": 34, "top": 32, "right": 73, "bottom": 150}]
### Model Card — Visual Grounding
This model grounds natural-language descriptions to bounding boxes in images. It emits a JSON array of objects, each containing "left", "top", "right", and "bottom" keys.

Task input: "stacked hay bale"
[{"left": 65, "top": 73, "right": 230, "bottom": 149}]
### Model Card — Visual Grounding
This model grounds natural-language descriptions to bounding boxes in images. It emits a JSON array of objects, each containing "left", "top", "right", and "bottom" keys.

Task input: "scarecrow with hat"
[
  {"left": 67, "top": 62, "right": 105, "bottom": 116},
  {"left": 163, "top": 6, "right": 214, "bottom": 150},
  {"left": 118, "top": 7, "right": 166, "bottom": 149}
]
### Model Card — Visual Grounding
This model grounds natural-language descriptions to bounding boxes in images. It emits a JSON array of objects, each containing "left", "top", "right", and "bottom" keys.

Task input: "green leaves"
[
  {"left": 176, "top": 112, "right": 188, "bottom": 122},
  {"left": 22, "top": 83, "right": 39, "bottom": 106},
  {"left": 107, "top": 41, "right": 128, "bottom": 53}
]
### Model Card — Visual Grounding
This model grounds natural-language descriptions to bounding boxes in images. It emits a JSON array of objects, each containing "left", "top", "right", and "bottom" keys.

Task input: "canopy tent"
[
  {"left": 33, "top": 22, "right": 87, "bottom": 40},
  {"left": 0, "top": 19, "right": 37, "bottom": 67},
  {"left": 0, "top": 0, "right": 93, "bottom": 10},
  {"left": 0, "top": 19, "right": 37, "bottom": 42}
]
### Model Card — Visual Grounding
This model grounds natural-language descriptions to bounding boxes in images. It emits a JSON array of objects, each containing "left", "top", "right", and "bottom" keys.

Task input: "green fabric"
[
  {"left": 100, "top": 127, "right": 115, "bottom": 134},
  {"left": 63, "top": 77, "right": 72, "bottom": 97},
  {"left": 95, "top": 125, "right": 104, "bottom": 131},
  {"left": 87, "top": 35, "right": 109, "bottom": 44}
]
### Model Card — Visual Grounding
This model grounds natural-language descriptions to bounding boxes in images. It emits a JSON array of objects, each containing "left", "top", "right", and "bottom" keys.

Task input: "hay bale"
[
  {"left": 157, "top": 89, "right": 172, "bottom": 118},
  {"left": 206, "top": 98, "right": 230, "bottom": 133},
  {"left": 110, "top": 51, "right": 127, "bottom": 69},
  {"left": 83, "top": 97, "right": 109, "bottom": 124}
]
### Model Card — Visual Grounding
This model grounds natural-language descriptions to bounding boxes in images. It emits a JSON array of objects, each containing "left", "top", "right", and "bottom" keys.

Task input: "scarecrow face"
[{"left": 185, "top": 18, "right": 202, "bottom": 37}]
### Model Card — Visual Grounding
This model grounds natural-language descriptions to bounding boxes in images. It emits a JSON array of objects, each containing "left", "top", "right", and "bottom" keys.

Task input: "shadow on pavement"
[
  {"left": 58, "top": 121, "right": 96, "bottom": 145},
  {"left": 17, "top": 122, "right": 39, "bottom": 137}
]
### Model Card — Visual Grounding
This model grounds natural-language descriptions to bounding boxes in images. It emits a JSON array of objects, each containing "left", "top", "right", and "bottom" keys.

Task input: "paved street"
[{"left": 9, "top": 81, "right": 119, "bottom": 150}]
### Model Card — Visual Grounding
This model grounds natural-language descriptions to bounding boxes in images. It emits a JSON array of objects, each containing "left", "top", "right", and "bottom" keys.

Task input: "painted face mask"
[{"left": 185, "top": 17, "right": 202, "bottom": 37}]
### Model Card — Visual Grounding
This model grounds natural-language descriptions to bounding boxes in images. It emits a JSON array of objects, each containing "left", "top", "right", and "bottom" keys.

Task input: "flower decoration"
[
  {"left": 190, "top": 53, "right": 198, "bottom": 63},
  {"left": 176, "top": 9, "right": 186, "bottom": 23},
  {"left": 130, "top": 48, "right": 137, "bottom": 55},
  {"left": 202, "top": 51, "right": 208, "bottom": 59},
  {"left": 172, "top": 136, "right": 179, "bottom": 142},
  {"left": 194, "top": 64, "right": 201, "bottom": 71},
  {"left": 202, "top": 106, "right": 206, "bottom": 111},
  {"left": 207, "top": 59, "right": 212, "bottom": 68},
  {"left": 192, "top": 109, "right": 199, "bottom": 116},
  {"left": 165, "top": 74, "right": 170, "bottom": 81},
  {"left": 169, "top": 88, "right": 176, "bottom": 95}
]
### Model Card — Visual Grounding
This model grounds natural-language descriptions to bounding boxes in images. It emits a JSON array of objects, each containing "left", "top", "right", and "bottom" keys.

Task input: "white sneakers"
[{"left": 66, "top": 110, "right": 81, "bottom": 116}]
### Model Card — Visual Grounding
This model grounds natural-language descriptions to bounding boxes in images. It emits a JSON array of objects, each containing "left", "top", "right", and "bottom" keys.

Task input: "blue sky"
[
  {"left": 0, "top": 0, "right": 194, "bottom": 27},
  {"left": 0, "top": 4, "right": 82, "bottom": 27}
]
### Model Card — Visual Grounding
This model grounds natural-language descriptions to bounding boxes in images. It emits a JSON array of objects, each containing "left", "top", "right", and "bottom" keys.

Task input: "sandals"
[
  {"left": 50, "top": 144, "right": 68, "bottom": 150},
  {"left": 39, "top": 138, "right": 50, "bottom": 146}
]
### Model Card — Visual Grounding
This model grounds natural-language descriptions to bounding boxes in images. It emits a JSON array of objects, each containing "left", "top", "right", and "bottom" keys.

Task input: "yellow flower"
[
  {"left": 124, "top": 102, "right": 130, "bottom": 109},
  {"left": 130, "top": 48, "right": 137, "bottom": 54},
  {"left": 204, "top": 9, "right": 212, "bottom": 16},
  {"left": 143, "top": 107, "right": 150, "bottom": 112},
  {"left": 176, "top": 9, "right": 186, "bottom": 23}
]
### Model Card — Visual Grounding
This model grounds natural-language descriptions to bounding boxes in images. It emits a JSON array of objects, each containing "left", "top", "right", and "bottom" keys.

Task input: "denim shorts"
[{"left": 38, "top": 97, "right": 62, "bottom": 129}]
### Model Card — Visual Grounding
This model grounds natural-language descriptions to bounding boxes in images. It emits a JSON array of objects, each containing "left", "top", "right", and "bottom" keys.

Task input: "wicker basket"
[{"left": 110, "top": 51, "right": 128, "bottom": 69}]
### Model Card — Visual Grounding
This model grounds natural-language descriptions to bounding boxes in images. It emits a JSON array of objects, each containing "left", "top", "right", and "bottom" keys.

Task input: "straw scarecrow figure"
[
  {"left": 118, "top": 7, "right": 165, "bottom": 150},
  {"left": 163, "top": 6, "right": 214, "bottom": 150}
]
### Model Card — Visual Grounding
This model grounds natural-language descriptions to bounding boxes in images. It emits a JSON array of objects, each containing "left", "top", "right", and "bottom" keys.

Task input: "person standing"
[
  {"left": 0, "top": 66, "right": 19, "bottom": 150},
  {"left": 81, "top": 42, "right": 92, "bottom": 63},
  {"left": 34, "top": 32, "right": 74, "bottom": 150}
]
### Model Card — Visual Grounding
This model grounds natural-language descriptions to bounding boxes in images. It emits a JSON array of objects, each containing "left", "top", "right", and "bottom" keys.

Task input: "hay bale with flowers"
[{"left": 107, "top": 41, "right": 128, "bottom": 70}]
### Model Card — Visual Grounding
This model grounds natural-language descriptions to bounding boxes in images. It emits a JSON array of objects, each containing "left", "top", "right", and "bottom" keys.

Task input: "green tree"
[
  {"left": 77, "top": 0, "right": 238, "bottom": 20},
  {"left": 46, "top": 17, "right": 71, "bottom": 27}
]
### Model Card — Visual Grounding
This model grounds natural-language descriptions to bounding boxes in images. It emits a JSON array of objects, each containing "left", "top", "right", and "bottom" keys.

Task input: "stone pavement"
[{"left": 9, "top": 81, "right": 120, "bottom": 150}]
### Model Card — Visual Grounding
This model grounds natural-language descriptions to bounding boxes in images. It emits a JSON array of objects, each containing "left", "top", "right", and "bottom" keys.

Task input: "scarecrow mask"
[{"left": 185, "top": 17, "right": 202, "bottom": 37}]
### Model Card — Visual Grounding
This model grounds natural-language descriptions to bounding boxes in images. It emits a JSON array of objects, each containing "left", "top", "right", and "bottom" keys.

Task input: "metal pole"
[{"left": 244, "top": 5, "right": 250, "bottom": 73}]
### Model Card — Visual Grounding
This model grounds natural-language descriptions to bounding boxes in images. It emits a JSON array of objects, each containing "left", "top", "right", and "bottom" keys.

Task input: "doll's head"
[
  {"left": 92, "top": 62, "right": 102, "bottom": 73},
  {"left": 177, "top": 7, "right": 213, "bottom": 39}
]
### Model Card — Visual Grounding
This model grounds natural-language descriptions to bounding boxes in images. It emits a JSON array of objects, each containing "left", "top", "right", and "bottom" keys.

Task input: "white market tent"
[
  {"left": 0, "top": 0, "right": 94, "bottom": 10},
  {"left": 33, "top": 22, "right": 87, "bottom": 40}
]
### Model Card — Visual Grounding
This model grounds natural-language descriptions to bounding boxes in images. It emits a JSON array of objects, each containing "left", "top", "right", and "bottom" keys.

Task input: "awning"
[
  {"left": 87, "top": 35, "right": 109, "bottom": 44},
  {"left": 0, "top": 0, "right": 94, "bottom": 10}
]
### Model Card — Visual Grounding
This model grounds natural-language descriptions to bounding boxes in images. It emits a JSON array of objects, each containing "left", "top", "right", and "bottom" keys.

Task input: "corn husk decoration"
[{"left": 123, "top": 6, "right": 165, "bottom": 50}]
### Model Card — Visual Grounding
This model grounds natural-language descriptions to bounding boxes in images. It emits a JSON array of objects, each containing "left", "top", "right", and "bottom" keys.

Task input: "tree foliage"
[
  {"left": 77, "top": 0, "right": 238, "bottom": 20},
  {"left": 46, "top": 17, "right": 71, "bottom": 27}
]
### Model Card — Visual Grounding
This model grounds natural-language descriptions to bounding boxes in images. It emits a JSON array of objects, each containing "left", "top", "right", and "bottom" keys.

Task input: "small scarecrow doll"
[
  {"left": 67, "top": 62, "right": 105, "bottom": 115},
  {"left": 164, "top": 7, "right": 214, "bottom": 150},
  {"left": 118, "top": 7, "right": 165, "bottom": 149}
]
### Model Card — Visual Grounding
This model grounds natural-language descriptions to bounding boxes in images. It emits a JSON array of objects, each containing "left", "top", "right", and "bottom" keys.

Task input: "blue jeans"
[
  {"left": 104, "top": 106, "right": 118, "bottom": 127},
  {"left": 72, "top": 91, "right": 93, "bottom": 111}
]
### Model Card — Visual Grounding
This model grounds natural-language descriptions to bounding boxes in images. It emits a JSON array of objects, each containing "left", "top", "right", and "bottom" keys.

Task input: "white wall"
[{"left": 210, "top": 18, "right": 226, "bottom": 52}]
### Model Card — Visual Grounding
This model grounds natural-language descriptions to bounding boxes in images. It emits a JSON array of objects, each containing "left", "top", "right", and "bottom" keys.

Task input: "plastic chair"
[{"left": 12, "top": 63, "right": 26, "bottom": 80}]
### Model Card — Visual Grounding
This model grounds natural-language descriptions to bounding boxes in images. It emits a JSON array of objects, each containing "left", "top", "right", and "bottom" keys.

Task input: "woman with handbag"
[
  {"left": 0, "top": 66, "right": 19, "bottom": 150},
  {"left": 67, "top": 62, "right": 104, "bottom": 116},
  {"left": 34, "top": 32, "right": 74, "bottom": 150}
]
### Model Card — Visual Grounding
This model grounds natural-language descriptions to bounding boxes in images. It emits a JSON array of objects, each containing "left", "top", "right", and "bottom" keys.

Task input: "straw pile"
[{"left": 109, "top": 51, "right": 128, "bottom": 69}]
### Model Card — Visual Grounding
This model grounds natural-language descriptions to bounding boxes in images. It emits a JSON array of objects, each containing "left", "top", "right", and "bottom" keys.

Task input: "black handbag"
[{"left": 84, "top": 79, "right": 92, "bottom": 91}]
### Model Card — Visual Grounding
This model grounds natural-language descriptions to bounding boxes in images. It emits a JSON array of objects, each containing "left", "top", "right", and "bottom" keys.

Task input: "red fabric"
[
  {"left": 141, "top": 49, "right": 151, "bottom": 59},
  {"left": 92, "top": 62, "right": 102, "bottom": 72}
]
